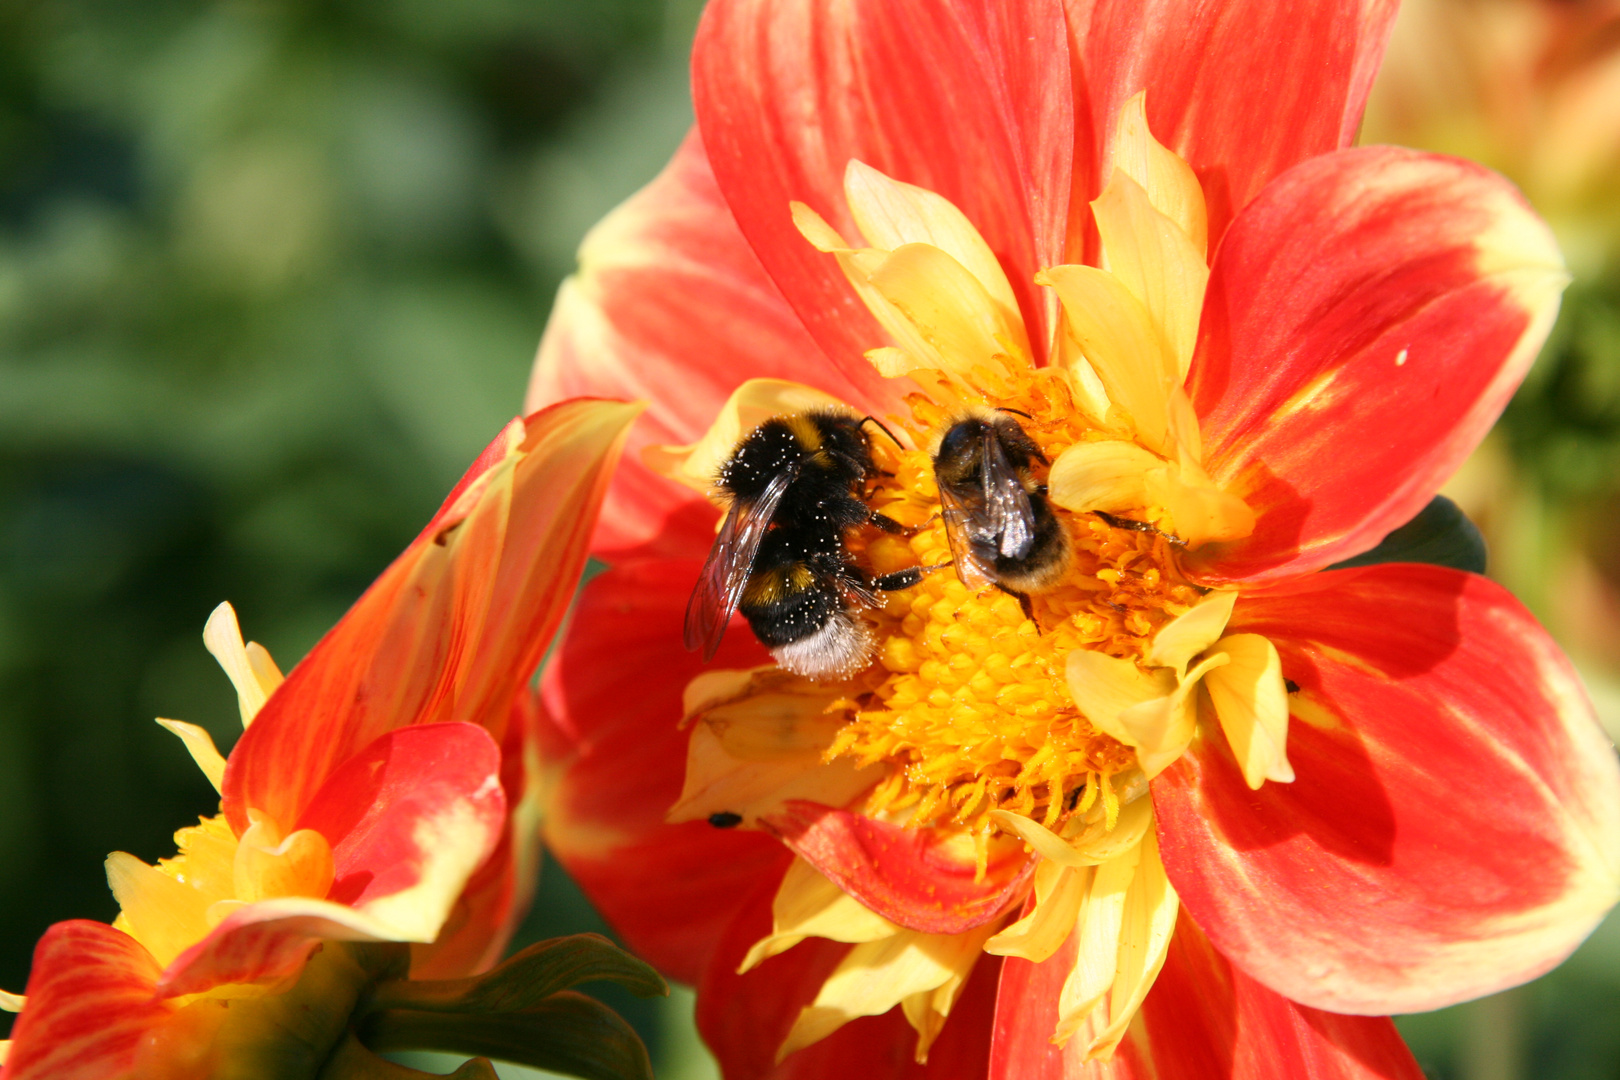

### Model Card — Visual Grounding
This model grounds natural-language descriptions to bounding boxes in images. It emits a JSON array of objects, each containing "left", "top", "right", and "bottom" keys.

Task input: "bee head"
[{"left": 801, "top": 409, "right": 876, "bottom": 481}]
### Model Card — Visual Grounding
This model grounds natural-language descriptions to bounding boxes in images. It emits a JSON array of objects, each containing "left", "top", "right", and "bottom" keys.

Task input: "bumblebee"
[
  {"left": 684, "top": 409, "right": 928, "bottom": 681},
  {"left": 931, "top": 406, "right": 1071, "bottom": 595}
]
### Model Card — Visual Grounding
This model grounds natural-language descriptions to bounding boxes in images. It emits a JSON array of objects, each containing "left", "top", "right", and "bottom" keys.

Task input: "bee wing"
[
  {"left": 683, "top": 466, "right": 797, "bottom": 660},
  {"left": 982, "top": 426, "right": 1037, "bottom": 560},
  {"left": 936, "top": 472, "right": 998, "bottom": 593}
]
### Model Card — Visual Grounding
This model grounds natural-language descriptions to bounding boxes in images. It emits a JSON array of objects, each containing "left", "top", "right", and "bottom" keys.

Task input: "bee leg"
[
  {"left": 868, "top": 511, "right": 908, "bottom": 534},
  {"left": 995, "top": 583, "right": 1037, "bottom": 624},
  {"left": 870, "top": 563, "right": 949, "bottom": 592}
]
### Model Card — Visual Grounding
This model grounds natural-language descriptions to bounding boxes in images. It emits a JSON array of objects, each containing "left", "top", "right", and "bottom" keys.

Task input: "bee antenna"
[
  {"left": 996, "top": 407, "right": 1034, "bottom": 420},
  {"left": 860, "top": 415, "right": 903, "bottom": 448}
]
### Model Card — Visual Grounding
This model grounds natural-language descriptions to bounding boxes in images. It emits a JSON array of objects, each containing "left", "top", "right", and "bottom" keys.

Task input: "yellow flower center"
[{"left": 828, "top": 372, "right": 1203, "bottom": 837}]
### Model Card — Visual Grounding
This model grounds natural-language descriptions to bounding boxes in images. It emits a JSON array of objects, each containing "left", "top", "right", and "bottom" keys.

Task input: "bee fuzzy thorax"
[{"left": 685, "top": 407, "right": 930, "bottom": 681}]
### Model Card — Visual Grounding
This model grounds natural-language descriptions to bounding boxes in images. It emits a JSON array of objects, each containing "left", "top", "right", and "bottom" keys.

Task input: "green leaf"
[
  {"left": 363, "top": 933, "right": 666, "bottom": 1016},
  {"left": 361, "top": 991, "right": 654, "bottom": 1080},
  {"left": 1328, "top": 495, "right": 1487, "bottom": 575}
]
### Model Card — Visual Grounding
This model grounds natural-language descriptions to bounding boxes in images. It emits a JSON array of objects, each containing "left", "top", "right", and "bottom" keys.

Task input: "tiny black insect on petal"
[
  {"left": 708, "top": 811, "right": 743, "bottom": 828},
  {"left": 1285, "top": 679, "right": 1300, "bottom": 694}
]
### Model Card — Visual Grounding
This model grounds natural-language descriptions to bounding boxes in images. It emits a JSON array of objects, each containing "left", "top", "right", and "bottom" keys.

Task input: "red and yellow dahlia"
[
  {"left": 0, "top": 400, "right": 638, "bottom": 1079},
  {"left": 529, "top": 1, "right": 1620, "bottom": 1076}
]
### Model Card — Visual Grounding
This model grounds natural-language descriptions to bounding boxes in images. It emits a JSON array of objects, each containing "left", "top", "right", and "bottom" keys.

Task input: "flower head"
[
  {"left": 0, "top": 399, "right": 639, "bottom": 1079},
  {"left": 530, "top": 0, "right": 1620, "bottom": 1074}
]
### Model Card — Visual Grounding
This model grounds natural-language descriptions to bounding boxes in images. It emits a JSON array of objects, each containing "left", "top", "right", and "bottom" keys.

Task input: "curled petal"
[
  {"left": 1042, "top": 266, "right": 1174, "bottom": 455},
  {"left": 1091, "top": 169, "right": 1208, "bottom": 379},
  {"left": 780, "top": 924, "right": 995, "bottom": 1062},
  {"left": 1186, "top": 147, "right": 1568, "bottom": 585},
  {"left": 223, "top": 398, "right": 637, "bottom": 835},
  {"left": 668, "top": 708, "right": 877, "bottom": 829},
  {"left": 154, "top": 719, "right": 227, "bottom": 794},
  {"left": 202, "top": 602, "right": 278, "bottom": 726},
  {"left": 1107, "top": 91, "right": 1208, "bottom": 259},
  {"left": 1146, "top": 589, "right": 1236, "bottom": 677},
  {"left": 693, "top": 0, "right": 1075, "bottom": 370},
  {"left": 1048, "top": 440, "right": 1160, "bottom": 516},
  {"left": 741, "top": 857, "right": 901, "bottom": 972},
  {"left": 844, "top": 160, "right": 1027, "bottom": 337},
  {"left": 649, "top": 379, "right": 856, "bottom": 500},
  {"left": 1154, "top": 565, "right": 1620, "bottom": 1014},
  {"left": 1203, "top": 633, "right": 1294, "bottom": 789},
  {"left": 762, "top": 801, "right": 1035, "bottom": 935}
]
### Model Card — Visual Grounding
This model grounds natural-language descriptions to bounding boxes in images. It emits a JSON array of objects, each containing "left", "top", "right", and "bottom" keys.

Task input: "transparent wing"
[
  {"left": 936, "top": 474, "right": 997, "bottom": 593},
  {"left": 683, "top": 467, "right": 796, "bottom": 660},
  {"left": 982, "top": 427, "right": 1037, "bottom": 560}
]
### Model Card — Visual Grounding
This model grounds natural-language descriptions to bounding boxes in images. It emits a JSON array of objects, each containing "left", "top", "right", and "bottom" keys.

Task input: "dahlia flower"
[
  {"left": 530, "top": 1, "right": 1620, "bottom": 1075},
  {"left": 0, "top": 400, "right": 640, "bottom": 1079}
]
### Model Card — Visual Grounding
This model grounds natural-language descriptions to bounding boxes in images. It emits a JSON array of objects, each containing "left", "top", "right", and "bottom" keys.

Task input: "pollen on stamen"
[{"left": 828, "top": 378, "right": 1204, "bottom": 838}]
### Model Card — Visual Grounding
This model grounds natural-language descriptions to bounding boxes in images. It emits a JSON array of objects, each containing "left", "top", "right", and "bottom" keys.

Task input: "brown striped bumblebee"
[
  {"left": 931, "top": 406, "right": 1071, "bottom": 596},
  {"left": 683, "top": 409, "right": 931, "bottom": 681}
]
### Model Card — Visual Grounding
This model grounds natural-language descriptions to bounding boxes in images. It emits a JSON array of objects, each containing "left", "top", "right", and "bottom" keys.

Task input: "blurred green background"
[{"left": 1, "top": 1, "right": 1618, "bottom": 1078}]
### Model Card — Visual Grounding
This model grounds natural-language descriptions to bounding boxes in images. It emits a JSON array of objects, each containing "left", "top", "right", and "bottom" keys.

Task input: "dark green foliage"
[
  {"left": 356, "top": 936, "right": 666, "bottom": 1080},
  {"left": 1330, "top": 495, "right": 1488, "bottom": 575},
  {"left": 0, "top": 0, "right": 690, "bottom": 1054}
]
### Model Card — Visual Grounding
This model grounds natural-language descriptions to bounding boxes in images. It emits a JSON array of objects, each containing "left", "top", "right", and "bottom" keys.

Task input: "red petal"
[
  {"left": 697, "top": 876, "right": 1001, "bottom": 1080},
  {"left": 541, "top": 556, "right": 787, "bottom": 984},
  {"left": 1067, "top": 0, "right": 1397, "bottom": 253},
  {"left": 1185, "top": 148, "right": 1566, "bottom": 585},
  {"left": 297, "top": 722, "right": 506, "bottom": 912},
  {"left": 526, "top": 131, "right": 874, "bottom": 559},
  {"left": 4, "top": 922, "right": 169, "bottom": 1080},
  {"left": 158, "top": 724, "right": 508, "bottom": 999},
  {"left": 990, "top": 914, "right": 1422, "bottom": 1079},
  {"left": 223, "top": 398, "right": 637, "bottom": 834},
  {"left": 155, "top": 908, "right": 347, "bottom": 1000},
  {"left": 411, "top": 690, "right": 545, "bottom": 979},
  {"left": 1154, "top": 565, "right": 1620, "bottom": 1014},
  {"left": 1134, "top": 915, "right": 1421, "bottom": 1079},
  {"left": 762, "top": 802, "right": 1034, "bottom": 934},
  {"left": 692, "top": 0, "right": 1075, "bottom": 372}
]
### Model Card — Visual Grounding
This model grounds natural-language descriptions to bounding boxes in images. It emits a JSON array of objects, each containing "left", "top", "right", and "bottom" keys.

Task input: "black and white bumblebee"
[{"left": 683, "top": 409, "right": 929, "bottom": 681}]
